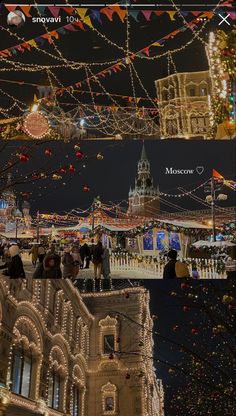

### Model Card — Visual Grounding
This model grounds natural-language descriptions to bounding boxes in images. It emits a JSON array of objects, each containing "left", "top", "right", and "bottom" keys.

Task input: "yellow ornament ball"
[{"left": 96, "top": 152, "right": 104, "bottom": 160}]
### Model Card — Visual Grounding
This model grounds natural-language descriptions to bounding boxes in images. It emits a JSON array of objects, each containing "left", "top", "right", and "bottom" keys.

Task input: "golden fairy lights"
[{"left": 0, "top": 0, "right": 223, "bottom": 137}]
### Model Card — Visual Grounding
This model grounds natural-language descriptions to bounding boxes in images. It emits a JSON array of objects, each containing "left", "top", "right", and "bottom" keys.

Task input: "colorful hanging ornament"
[
  {"left": 96, "top": 152, "right": 104, "bottom": 160},
  {"left": 19, "top": 153, "right": 29, "bottom": 162},
  {"left": 83, "top": 184, "right": 90, "bottom": 192},
  {"left": 44, "top": 148, "right": 52, "bottom": 156},
  {"left": 52, "top": 174, "right": 62, "bottom": 180},
  {"left": 69, "top": 164, "right": 76, "bottom": 172},
  {"left": 23, "top": 111, "right": 50, "bottom": 139},
  {"left": 181, "top": 283, "right": 189, "bottom": 290},
  {"left": 76, "top": 150, "right": 84, "bottom": 159},
  {"left": 59, "top": 167, "right": 67, "bottom": 174}
]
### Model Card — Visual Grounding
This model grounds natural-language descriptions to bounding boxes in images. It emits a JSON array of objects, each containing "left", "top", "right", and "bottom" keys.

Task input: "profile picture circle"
[{"left": 7, "top": 11, "right": 25, "bottom": 28}]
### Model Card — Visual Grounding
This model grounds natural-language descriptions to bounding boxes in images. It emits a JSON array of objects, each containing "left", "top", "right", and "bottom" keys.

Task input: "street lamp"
[
  {"left": 13, "top": 209, "right": 22, "bottom": 243},
  {"left": 91, "top": 196, "right": 101, "bottom": 232},
  {"left": 205, "top": 177, "right": 227, "bottom": 242}
]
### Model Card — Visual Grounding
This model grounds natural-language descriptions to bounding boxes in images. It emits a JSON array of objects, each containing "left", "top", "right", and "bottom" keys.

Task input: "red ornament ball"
[
  {"left": 19, "top": 153, "right": 29, "bottom": 162},
  {"left": 44, "top": 148, "right": 52, "bottom": 156},
  {"left": 76, "top": 151, "right": 84, "bottom": 159},
  {"left": 172, "top": 325, "right": 179, "bottom": 332},
  {"left": 69, "top": 164, "right": 76, "bottom": 172},
  {"left": 191, "top": 328, "right": 198, "bottom": 335},
  {"left": 83, "top": 185, "right": 90, "bottom": 192},
  {"left": 59, "top": 168, "right": 67, "bottom": 174},
  {"left": 181, "top": 283, "right": 189, "bottom": 290}
]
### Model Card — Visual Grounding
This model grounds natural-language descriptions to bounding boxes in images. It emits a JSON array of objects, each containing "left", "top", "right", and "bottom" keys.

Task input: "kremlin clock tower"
[{"left": 128, "top": 143, "right": 160, "bottom": 218}]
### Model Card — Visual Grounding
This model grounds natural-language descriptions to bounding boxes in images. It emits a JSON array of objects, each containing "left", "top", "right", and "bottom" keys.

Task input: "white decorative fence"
[{"left": 110, "top": 254, "right": 227, "bottom": 279}]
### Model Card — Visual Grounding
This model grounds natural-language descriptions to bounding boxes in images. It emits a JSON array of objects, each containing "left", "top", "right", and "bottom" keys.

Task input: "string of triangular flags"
[
  {"left": 0, "top": 4, "right": 235, "bottom": 58},
  {"left": 53, "top": 15, "right": 214, "bottom": 96},
  {"left": 1, "top": 2, "right": 235, "bottom": 22}
]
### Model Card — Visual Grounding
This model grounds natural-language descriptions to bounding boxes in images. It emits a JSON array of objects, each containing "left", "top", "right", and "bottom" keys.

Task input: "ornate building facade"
[
  {"left": 155, "top": 70, "right": 212, "bottom": 139},
  {"left": 128, "top": 144, "right": 160, "bottom": 218},
  {"left": 0, "top": 174, "right": 31, "bottom": 235},
  {"left": 0, "top": 278, "right": 164, "bottom": 416}
]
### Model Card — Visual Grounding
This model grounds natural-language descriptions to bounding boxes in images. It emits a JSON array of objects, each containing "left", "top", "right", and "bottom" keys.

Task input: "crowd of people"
[
  {"left": 0, "top": 239, "right": 111, "bottom": 280},
  {"left": 1, "top": 243, "right": 235, "bottom": 279}
]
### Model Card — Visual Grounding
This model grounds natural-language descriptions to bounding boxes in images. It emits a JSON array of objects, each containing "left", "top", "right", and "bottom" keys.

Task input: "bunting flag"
[
  {"left": 0, "top": 20, "right": 85, "bottom": 57},
  {"left": 212, "top": 169, "right": 236, "bottom": 190},
  {"left": 0, "top": 4, "right": 235, "bottom": 58},
  {"left": 212, "top": 169, "right": 224, "bottom": 179},
  {"left": 0, "top": 2, "right": 235, "bottom": 26},
  {"left": 49, "top": 14, "right": 216, "bottom": 98}
]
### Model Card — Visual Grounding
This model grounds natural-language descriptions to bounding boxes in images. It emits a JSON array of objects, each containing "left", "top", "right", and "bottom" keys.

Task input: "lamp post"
[
  {"left": 91, "top": 196, "right": 101, "bottom": 232},
  {"left": 36, "top": 211, "right": 40, "bottom": 243},
  {"left": 14, "top": 212, "right": 22, "bottom": 243},
  {"left": 210, "top": 176, "right": 216, "bottom": 242},
  {"left": 205, "top": 176, "right": 227, "bottom": 242}
]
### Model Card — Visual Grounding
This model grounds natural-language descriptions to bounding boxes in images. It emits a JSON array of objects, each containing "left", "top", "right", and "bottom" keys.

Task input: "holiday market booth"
[
  {"left": 51, "top": 222, "right": 92, "bottom": 241},
  {"left": 94, "top": 219, "right": 229, "bottom": 278},
  {"left": 123, "top": 219, "right": 212, "bottom": 258}
]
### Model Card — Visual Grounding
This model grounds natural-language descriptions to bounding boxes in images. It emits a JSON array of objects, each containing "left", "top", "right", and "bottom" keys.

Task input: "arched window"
[
  {"left": 101, "top": 382, "right": 117, "bottom": 415},
  {"left": 10, "top": 315, "right": 42, "bottom": 401},
  {"left": 47, "top": 346, "right": 68, "bottom": 413},
  {"left": 99, "top": 316, "right": 118, "bottom": 357},
  {"left": 11, "top": 346, "right": 32, "bottom": 398},
  {"left": 71, "top": 384, "right": 80, "bottom": 416},
  {"left": 71, "top": 364, "right": 86, "bottom": 416},
  {"left": 48, "top": 371, "right": 61, "bottom": 409}
]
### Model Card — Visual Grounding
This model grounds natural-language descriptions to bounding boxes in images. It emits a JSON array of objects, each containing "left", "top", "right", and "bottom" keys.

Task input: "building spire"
[{"left": 140, "top": 141, "right": 147, "bottom": 161}]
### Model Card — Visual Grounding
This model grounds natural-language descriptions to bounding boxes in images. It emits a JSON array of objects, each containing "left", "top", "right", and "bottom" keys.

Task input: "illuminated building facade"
[
  {"left": 0, "top": 174, "right": 31, "bottom": 235},
  {"left": 0, "top": 278, "right": 164, "bottom": 416},
  {"left": 155, "top": 70, "right": 212, "bottom": 139}
]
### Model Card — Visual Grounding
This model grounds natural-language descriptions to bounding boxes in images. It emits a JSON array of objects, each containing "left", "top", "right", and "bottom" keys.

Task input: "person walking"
[
  {"left": 8, "top": 245, "right": 25, "bottom": 278},
  {"left": 62, "top": 247, "right": 75, "bottom": 278},
  {"left": 79, "top": 242, "right": 91, "bottom": 269},
  {"left": 3, "top": 245, "right": 10, "bottom": 264},
  {"left": 33, "top": 252, "right": 62, "bottom": 279},
  {"left": 0, "top": 244, "right": 4, "bottom": 262},
  {"left": 71, "top": 246, "right": 82, "bottom": 278},
  {"left": 102, "top": 248, "right": 111, "bottom": 279},
  {"left": 29, "top": 244, "right": 38, "bottom": 267},
  {"left": 38, "top": 244, "right": 46, "bottom": 263},
  {"left": 92, "top": 241, "right": 104, "bottom": 279},
  {"left": 163, "top": 250, "right": 177, "bottom": 279}
]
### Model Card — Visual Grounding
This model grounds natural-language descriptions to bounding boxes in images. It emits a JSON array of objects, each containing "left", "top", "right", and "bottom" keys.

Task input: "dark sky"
[
  {"left": 1, "top": 139, "right": 235, "bottom": 214},
  {"left": 0, "top": 1, "right": 233, "bottom": 111},
  {"left": 0, "top": 2, "right": 235, "bottom": 214}
]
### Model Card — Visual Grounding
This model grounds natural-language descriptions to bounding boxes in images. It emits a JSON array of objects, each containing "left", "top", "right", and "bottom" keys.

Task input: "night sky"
[
  {"left": 0, "top": 4, "right": 235, "bottom": 415},
  {"left": 0, "top": 1, "right": 235, "bottom": 217},
  {"left": 0, "top": 1, "right": 233, "bottom": 111},
  {"left": 1, "top": 139, "right": 235, "bottom": 214}
]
